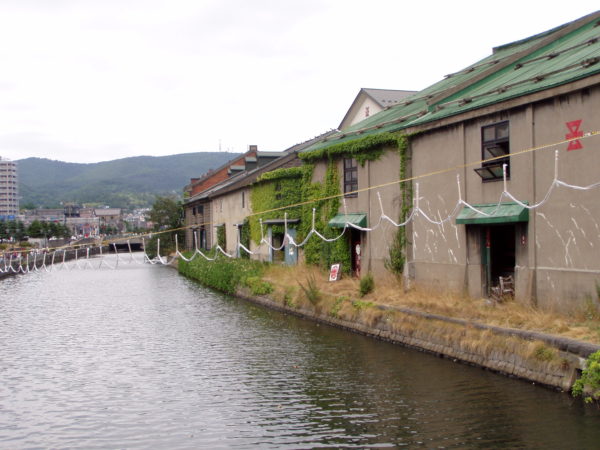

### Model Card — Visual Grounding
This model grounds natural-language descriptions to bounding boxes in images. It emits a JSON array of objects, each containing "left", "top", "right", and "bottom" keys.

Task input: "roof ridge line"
[
  {"left": 433, "top": 53, "right": 600, "bottom": 112},
  {"left": 425, "top": 11, "right": 600, "bottom": 109}
]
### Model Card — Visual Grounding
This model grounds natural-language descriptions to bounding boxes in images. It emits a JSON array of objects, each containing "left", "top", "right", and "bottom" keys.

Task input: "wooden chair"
[{"left": 491, "top": 275, "right": 514, "bottom": 301}]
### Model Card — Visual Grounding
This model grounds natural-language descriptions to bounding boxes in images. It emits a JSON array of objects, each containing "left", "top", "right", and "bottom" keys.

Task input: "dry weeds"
[{"left": 262, "top": 265, "right": 600, "bottom": 345}]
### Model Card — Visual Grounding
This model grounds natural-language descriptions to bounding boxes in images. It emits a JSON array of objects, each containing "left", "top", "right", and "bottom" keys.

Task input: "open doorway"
[
  {"left": 265, "top": 219, "right": 299, "bottom": 265},
  {"left": 350, "top": 229, "right": 362, "bottom": 277},
  {"left": 199, "top": 226, "right": 206, "bottom": 250},
  {"left": 271, "top": 231, "right": 285, "bottom": 263},
  {"left": 484, "top": 225, "right": 516, "bottom": 296}
]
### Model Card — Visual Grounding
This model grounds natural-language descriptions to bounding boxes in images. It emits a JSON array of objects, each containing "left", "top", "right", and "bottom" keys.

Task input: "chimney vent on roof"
[{"left": 248, "top": 145, "right": 258, "bottom": 151}]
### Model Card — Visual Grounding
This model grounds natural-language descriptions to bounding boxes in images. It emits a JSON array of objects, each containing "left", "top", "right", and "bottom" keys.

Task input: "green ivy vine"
[
  {"left": 299, "top": 132, "right": 399, "bottom": 165},
  {"left": 247, "top": 161, "right": 351, "bottom": 273},
  {"left": 257, "top": 166, "right": 304, "bottom": 182},
  {"left": 247, "top": 132, "right": 410, "bottom": 276},
  {"left": 385, "top": 134, "right": 411, "bottom": 276},
  {"left": 216, "top": 224, "right": 226, "bottom": 248},
  {"left": 299, "top": 161, "right": 351, "bottom": 274},
  {"left": 240, "top": 217, "right": 251, "bottom": 259},
  {"left": 249, "top": 167, "right": 306, "bottom": 244}
]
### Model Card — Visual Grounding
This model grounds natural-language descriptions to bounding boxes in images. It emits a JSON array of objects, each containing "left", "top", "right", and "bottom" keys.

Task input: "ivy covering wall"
[
  {"left": 296, "top": 161, "right": 352, "bottom": 273},
  {"left": 249, "top": 167, "right": 306, "bottom": 245},
  {"left": 216, "top": 224, "right": 226, "bottom": 249},
  {"left": 248, "top": 163, "right": 350, "bottom": 272},
  {"left": 385, "top": 134, "right": 411, "bottom": 275},
  {"left": 299, "top": 132, "right": 400, "bottom": 166},
  {"left": 240, "top": 218, "right": 250, "bottom": 259},
  {"left": 248, "top": 132, "right": 409, "bottom": 275}
]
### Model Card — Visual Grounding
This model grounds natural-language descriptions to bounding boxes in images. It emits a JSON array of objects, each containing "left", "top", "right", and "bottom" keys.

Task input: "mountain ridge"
[{"left": 17, "top": 152, "right": 241, "bottom": 210}]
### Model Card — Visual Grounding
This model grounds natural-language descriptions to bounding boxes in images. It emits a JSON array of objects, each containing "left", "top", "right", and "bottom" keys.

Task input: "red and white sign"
[{"left": 329, "top": 263, "right": 340, "bottom": 282}]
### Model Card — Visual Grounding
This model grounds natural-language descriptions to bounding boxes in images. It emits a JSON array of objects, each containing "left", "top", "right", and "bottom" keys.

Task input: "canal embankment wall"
[
  {"left": 177, "top": 255, "right": 600, "bottom": 393},
  {"left": 233, "top": 289, "right": 599, "bottom": 393}
]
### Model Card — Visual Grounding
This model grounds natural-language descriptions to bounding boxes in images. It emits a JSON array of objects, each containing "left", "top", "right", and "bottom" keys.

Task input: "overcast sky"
[{"left": 0, "top": 1, "right": 598, "bottom": 163}]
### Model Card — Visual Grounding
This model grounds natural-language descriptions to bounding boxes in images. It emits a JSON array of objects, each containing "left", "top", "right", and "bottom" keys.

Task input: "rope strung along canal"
[{"left": 2, "top": 132, "right": 600, "bottom": 271}]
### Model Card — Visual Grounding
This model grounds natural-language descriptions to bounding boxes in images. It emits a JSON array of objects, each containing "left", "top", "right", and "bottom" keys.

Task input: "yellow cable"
[{"left": 7, "top": 130, "right": 598, "bottom": 255}]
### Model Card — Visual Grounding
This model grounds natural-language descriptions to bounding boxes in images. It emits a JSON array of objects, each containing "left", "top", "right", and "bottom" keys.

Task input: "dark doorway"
[
  {"left": 199, "top": 226, "right": 206, "bottom": 250},
  {"left": 271, "top": 231, "right": 285, "bottom": 263},
  {"left": 350, "top": 229, "right": 362, "bottom": 277},
  {"left": 483, "top": 225, "right": 516, "bottom": 295}
]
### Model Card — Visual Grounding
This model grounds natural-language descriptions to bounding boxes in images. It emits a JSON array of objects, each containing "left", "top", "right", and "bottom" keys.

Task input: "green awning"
[
  {"left": 456, "top": 202, "right": 529, "bottom": 225},
  {"left": 328, "top": 213, "right": 367, "bottom": 228}
]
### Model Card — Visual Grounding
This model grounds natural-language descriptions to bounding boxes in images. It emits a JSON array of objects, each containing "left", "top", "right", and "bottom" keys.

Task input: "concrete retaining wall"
[{"left": 236, "top": 291, "right": 599, "bottom": 392}]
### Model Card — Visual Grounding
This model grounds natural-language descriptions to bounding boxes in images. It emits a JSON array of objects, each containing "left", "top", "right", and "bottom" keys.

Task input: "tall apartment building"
[{"left": 0, "top": 157, "right": 19, "bottom": 219}]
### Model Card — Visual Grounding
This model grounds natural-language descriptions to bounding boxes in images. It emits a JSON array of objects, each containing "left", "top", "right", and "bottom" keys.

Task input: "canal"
[{"left": 1, "top": 255, "right": 599, "bottom": 448}]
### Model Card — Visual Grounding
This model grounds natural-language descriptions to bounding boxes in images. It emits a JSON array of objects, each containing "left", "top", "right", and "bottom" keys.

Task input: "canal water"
[{"left": 1, "top": 255, "right": 599, "bottom": 448}]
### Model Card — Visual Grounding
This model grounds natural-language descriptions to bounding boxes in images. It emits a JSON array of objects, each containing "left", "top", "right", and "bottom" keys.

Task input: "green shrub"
[
  {"left": 572, "top": 350, "right": 600, "bottom": 403},
  {"left": 359, "top": 272, "right": 375, "bottom": 297},
  {"left": 245, "top": 276, "right": 274, "bottom": 296},
  {"left": 178, "top": 254, "right": 265, "bottom": 295}
]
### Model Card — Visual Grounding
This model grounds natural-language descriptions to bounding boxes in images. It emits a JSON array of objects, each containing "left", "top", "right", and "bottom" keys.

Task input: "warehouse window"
[
  {"left": 475, "top": 121, "right": 510, "bottom": 181},
  {"left": 344, "top": 158, "right": 358, "bottom": 197}
]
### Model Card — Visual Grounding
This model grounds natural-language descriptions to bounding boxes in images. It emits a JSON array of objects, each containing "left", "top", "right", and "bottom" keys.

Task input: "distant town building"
[
  {"left": 95, "top": 208, "right": 123, "bottom": 233},
  {"left": 63, "top": 203, "right": 81, "bottom": 217},
  {"left": 124, "top": 208, "right": 151, "bottom": 231},
  {"left": 0, "top": 157, "right": 19, "bottom": 219},
  {"left": 21, "top": 206, "right": 129, "bottom": 237}
]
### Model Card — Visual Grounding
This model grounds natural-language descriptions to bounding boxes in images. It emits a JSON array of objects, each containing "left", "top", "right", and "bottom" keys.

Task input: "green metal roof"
[
  {"left": 303, "top": 12, "right": 600, "bottom": 155},
  {"left": 456, "top": 203, "right": 529, "bottom": 225},
  {"left": 328, "top": 213, "right": 368, "bottom": 228},
  {"left": 417, "top": 17, "right": 600, "bottom": 125}
]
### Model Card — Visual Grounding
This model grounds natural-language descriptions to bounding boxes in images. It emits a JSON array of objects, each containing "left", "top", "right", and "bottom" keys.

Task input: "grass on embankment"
[
  {"left": 179, "top": 255, "right": 599, "bottom": 345},
  {"left": 262, "top": 265, "right": 600, "bottom": 346}
]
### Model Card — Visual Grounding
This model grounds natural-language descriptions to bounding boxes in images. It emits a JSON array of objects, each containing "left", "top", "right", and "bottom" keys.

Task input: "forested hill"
[{"left": 18, "top": 152, "right": 240, "bottom": 210}]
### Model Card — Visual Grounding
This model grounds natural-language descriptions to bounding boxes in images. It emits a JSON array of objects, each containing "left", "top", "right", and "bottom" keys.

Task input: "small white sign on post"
[{"left": 329, "top": 263, "right": 341, "bottom": 282}]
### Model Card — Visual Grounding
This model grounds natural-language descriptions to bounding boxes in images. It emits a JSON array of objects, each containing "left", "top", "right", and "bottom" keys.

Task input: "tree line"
[{"left": 0, "top": 220, "right": 71, "bottom": 243}]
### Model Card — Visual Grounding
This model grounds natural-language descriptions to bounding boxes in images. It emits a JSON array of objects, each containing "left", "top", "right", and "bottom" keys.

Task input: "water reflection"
[{"left": 0, "top": 256, "right": 598, "bottom": 448}]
